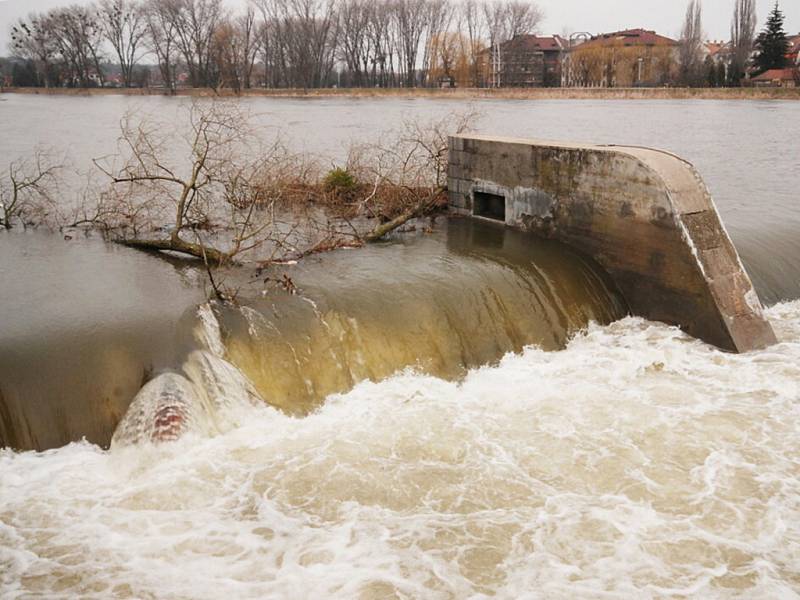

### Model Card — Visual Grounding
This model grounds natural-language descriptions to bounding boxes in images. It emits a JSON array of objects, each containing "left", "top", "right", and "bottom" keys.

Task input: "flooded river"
[
  {"left": 1, "top": 96, "right": 799, "bottom": 598},
  {"left": 2, "top": 94, "right": 799, "bottom": 301}
]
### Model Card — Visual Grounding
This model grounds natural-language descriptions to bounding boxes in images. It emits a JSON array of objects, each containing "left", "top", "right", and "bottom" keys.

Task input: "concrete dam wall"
[{"left": 447, "top": 134, "right": 776, "bottom": 353}]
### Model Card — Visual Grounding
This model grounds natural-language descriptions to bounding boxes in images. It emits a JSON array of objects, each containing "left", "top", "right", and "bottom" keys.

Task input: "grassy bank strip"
[{"left": 2, "top": 86, "right": 799, "bottom": 100}]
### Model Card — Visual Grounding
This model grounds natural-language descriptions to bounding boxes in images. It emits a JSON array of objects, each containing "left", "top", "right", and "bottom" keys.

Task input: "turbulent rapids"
[
  {"left": 2, "top": 219, "right": 800, "bottom": 598},
  {"left": 3, "top": 93, "right": 800, "bottom": 600},
  {"left": 2, "top": 301, "right": 800, "bottom": 597},
  {"left": 111, "top": 219, "right": 626, "bottom": 444},
  {"left": 0, "top": 219, "right": 626, "bottom": 450}
]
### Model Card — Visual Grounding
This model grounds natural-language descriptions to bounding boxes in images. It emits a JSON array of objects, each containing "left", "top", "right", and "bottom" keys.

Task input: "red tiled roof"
[
  {"left": 751, "top": 68, "right": 797, "bottom": 81},
  {"left": 578, "top": 28, "right": 678, "bottom": 49},
  {"left": 500, "top": 35, "right": 568, "bottom": 52}
]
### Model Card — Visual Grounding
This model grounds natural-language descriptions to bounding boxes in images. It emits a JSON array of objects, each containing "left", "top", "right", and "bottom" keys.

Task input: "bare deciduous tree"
[
  {"left": 0, "top": 152, "right": 62, "bottom": 229},
  {"left": 9, "top": 0, "right": 551, "bottom": 90},
  {"left": 99, "top": 0, "right": 148, "bottom": 87},
  {"left": 164, "top": 0, "right": 224, "bottom": 87},
  {"left": 462, "top": 0, "right": 487, "bottom": 86},
  {"left": 678, "top": 0, "right": 705, "bottom": 86},
  {"left": 483, "top": 0, "right": 542, "bottom": 47},
  {"left": 254, "top": 0, "right": 339, "bottom": 89},
  {"left": 483, "top": 0, "right": 543, "bottom": 87},
  {"left": 502, "top": 0, "right": 543, "bottom": 39},
  {"left": 83, "top": 101, "right": 478, "bottom": 266},
  {"left": 288, "top": 0, "right": 340, "bottom": 89},
  {"left": 730, "top": 0, "right": 757, "bottom": 85},
  {"left": 393, "top": 0, "right": 430, "bottom": 87},
  {"left": 144, "top": 0, "right": 179, "bottom": 91},
  {"left": 418, "top": 0, "right": 453, "bottom": 87},
  {"left": 49, "top": 5, "right": 107, "bottom": 87},
  {"left": 213, "top": 7, "right": 260, "bottom": 92},
  {"left": 366, "top": 1, "right": 396, "bottom": 86},
  {"left": 338, "top": 0, "right": 372, "bottom": 86},
  {"left": 348, "top": 108, "right": 479, "bottom": 239},
  {"left": 93, "top": 102, "right": 258, "bottom": 262},
  {"left": 10, "top": 14, "right": 58, "bottom": 87}
]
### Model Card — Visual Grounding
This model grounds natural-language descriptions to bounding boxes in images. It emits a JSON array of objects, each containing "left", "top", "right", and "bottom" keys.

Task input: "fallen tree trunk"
[
  {"left": 362, "top": 209, "right": 420, "bottom": 242},
  {"left": 119, "top": 188, "right": 445, "bottom": 265},
  {"left": 117, "top": 236, "right": 232, "bottom": 265},
  {"left": 362, "top": 188, "right": 444, "bottom": 243}
]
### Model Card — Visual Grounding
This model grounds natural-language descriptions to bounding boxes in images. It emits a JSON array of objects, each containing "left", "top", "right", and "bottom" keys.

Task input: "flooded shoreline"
[
  {"left": 3, "top": 94, "right": 799, "bottom": 301},
  {"left": 1, "top": 96, "right": 799, "bottom": 598}
]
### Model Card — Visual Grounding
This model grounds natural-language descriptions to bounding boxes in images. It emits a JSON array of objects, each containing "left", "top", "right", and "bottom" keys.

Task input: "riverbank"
[{"left": 2, "top": 85, "right": 800, "bottom": 100}]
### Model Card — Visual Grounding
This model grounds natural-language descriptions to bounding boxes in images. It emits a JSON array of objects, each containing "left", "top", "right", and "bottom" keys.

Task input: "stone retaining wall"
[{"left": 448, "top": 134, "right": 776, "bottom": 352}]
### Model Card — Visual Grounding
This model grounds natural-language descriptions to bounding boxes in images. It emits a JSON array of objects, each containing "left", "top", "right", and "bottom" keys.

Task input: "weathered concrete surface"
[{"left": 448, "top": 134, "right": 777, "bottom": 352}]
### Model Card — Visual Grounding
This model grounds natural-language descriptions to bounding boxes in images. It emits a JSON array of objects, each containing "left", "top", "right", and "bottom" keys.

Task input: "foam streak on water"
[{"left": 2, "top": 303, "right": 800, "bottom": 599}]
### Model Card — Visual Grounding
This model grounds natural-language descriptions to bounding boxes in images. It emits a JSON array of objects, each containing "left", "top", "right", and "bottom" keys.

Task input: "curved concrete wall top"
[{"left": 447, "top": 134, "right": 776, "bottom": 353}]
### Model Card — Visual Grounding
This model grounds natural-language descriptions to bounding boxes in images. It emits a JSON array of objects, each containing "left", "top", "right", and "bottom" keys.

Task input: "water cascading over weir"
[
  {"left": 0, "top": 137, "right": 778, "bottom": 451},
  {"left": 447, "top": 134, "right": 777, "bottom": 353}
]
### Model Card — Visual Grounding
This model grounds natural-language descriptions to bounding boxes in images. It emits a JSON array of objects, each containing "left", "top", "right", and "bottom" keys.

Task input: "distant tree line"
[
  {"left": 678, "top": 0, "right": 794, "bottom": 88},
  {"left": 6, "top": 0, "right": 543, "bottom": 90},
  {"left": 5, "top": 0, "right": 794, "bottom": 91}
]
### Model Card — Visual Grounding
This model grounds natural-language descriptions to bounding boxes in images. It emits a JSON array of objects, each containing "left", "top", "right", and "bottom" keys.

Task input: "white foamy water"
[{"left": 2, "top": 302, "right": 800, "bottom": 599}]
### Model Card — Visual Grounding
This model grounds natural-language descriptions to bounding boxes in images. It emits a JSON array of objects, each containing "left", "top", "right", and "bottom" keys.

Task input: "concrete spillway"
[{"left": 448, "top": 134, "right": 776, "bottom": 353}]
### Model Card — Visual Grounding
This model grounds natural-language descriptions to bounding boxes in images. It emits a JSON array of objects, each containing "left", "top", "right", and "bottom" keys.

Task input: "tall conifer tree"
[{"left": 754, "top": 1, "right": 789, "bottom": 73}]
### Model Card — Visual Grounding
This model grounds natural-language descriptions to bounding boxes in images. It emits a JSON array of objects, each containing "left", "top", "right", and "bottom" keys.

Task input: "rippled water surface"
[
  {"left": 2, "top": 94, "right": 799, "bottom": 301},
  {"left": 2, "top": 302, "right": 799, "bottom": 598},
  {"left": 1, "top": 95, "right": 800, "bottom": 598}
]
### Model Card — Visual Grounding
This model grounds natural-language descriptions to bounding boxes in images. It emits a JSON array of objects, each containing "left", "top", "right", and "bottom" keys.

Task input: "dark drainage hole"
[{"left": 473, "top": 191, "right": 506, "bottom": 221}]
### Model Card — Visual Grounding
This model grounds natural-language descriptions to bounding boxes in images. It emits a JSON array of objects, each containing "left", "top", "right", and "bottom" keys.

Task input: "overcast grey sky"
[{"left": 1, "top": 0, "right": 798, "bottom": 54}]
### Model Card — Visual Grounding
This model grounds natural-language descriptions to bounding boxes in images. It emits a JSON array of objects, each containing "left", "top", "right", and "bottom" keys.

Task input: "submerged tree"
[
  {"left": 754, "top": 1, "right": 789, "bottom": 74},
  {"left": 85, "top": 101, "right": 477, "bottom": 266},
  {"left": 0, "top": 151, "right": 62, "bottom": 229},
  {"left": 92, "top": 102, "right": 276, "bottom": 263},
  {"left": 347, "top": 108, "right": 478, "bottom": 240}
]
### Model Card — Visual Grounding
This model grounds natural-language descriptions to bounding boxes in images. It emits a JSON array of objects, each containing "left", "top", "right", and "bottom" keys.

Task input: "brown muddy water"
[
  {"left": 0, "top": 219, "right": 625, "bottom": 449},
  {"left": 2, "top": 94, "right": 799, "bottom": 301},
  {"left": 1, "top": 96, "right": 800, "bottom": 598}
]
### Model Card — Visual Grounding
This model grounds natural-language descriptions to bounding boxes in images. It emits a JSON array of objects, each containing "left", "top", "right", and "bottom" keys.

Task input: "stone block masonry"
[{"left": 448, "top": 134, "right": 777, "bottom": 353}]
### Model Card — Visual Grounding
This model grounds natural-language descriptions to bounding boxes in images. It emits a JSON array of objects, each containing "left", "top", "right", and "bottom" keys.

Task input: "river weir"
[
  {"left": 0, "top": 219, "right": 626, "bottom": 448},
  {"left": 2, "top": 295, "right": 800, "bottom": 597},
  {"left": 1, "top": 97, "right": 800, "bottom": 598}
]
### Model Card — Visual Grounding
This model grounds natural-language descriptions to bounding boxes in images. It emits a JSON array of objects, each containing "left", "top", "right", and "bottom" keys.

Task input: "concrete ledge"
[{"left": 448, "top": 134, "right": 777, "bottom": 353}]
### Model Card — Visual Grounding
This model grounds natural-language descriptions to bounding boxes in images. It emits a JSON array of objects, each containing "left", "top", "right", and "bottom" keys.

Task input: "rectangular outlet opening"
[{"left": 473, "top": 191, "right": 506, "bottom": 222}]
